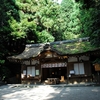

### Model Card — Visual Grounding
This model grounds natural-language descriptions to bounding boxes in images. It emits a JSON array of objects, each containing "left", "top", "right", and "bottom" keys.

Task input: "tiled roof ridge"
[{"left": 26, "top": 37, "right": 89, "bottom": 48}]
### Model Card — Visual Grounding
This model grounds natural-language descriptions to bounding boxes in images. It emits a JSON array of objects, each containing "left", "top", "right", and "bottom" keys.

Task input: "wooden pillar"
[
  {"left": 77, "top": 56, "right": 81, "bottom": 83},
  {"left": 67, "top": 57, "right": 69, "bottom": 84},
  {"left": 40, "top": 60, "right": 43, "bottom": 82}
]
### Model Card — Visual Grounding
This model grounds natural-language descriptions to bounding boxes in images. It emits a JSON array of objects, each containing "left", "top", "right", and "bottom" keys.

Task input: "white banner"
[{"left": 41, "top": 62, "right": 67, "bottom": 68}]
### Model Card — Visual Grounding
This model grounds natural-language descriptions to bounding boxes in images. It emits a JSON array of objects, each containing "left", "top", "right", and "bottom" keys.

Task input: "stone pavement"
[
  {"left": 0, "top": 83, "right": 100, "bottom": 100},
  {"left": 8, "top": 82, "right": 98, "bottom": 88},
  {"left": 0, "top": 82, "right": 99, "bottom": 89}
]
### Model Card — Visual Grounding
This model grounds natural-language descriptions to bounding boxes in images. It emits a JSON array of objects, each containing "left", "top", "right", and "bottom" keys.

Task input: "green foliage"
[
  {"left": 0, "top": 66, "right": 11, "bottom": 81},
  {"left": 90, "top": 7, "right": 100, "bottom": 47},
  {"left": 60, "top": 0, "right": 100, "bottom": 47},
  {"left": 0, "top": 0, "right": 100, "bottom": 58},
  {"left": 78, "top": 0, "right": 100, "bottom": 47},
  {"left": 58, "top": 0, "right": 82, "bottom": 40},
  {"left": 7, "top": 0, "right": 60, "bottom": 42},
  {"left": 34, "top": 0, "right": 60, "bottom": 41},
  {"left": 1, "top": 0, "right": 100, "bottom": 45},
  {"left": 79, "top": 8, "right": 94, "bottom": 37},
  {"left": 0, "top": 60, "right": 5, "bottom": 64},
  {"left": 9, "top": 17, "right": 37, "bottom": 40},
  {"left": 93, "top": 58, "right": 100, "bottom": 64},
  {"left": 36, "top": 30, "right": 55, "bottom": 43}
]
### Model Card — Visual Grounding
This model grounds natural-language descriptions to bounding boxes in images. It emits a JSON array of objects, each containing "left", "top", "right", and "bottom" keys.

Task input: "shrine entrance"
[{"left": 41, "top": 62, "right": 67, "bottom": 80}]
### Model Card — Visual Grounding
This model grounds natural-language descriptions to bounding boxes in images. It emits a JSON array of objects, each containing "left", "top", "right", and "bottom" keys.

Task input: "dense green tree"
[
  {"left": 0, "top": 0, "right": 61, "bottom": 56},
  {"left": 0, "top": 0, "right": 100, "bottom": 56},
  {"left": 60, "top": 0, "right": 100, "bottom": 47},
  {"left": 0, "top": 0, "right": 19, "bottom": 81},
  {"left": 58, "top": 0, "right": 82, "bottom": 40},
  {"left": 89, "top": 0, "right": 100, "bottom": 47},
  {"left": 78, "top": 0, "right": 100, "bottom": 47},
  {"left": 33, "top": 0, "right": 59, "bottom": 42},
  {"left": 8, "top": 0, "right": 61, "bottom": 43}
]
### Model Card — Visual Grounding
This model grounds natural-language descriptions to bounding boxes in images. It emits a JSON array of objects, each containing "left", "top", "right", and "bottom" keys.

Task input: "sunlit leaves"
[
  {"left": 9, "top": 17, "right": 36, "bottom": 39},
  {"left": 59, "top": 0, "right": 82, "bottom": 39},
  {"left": 2, "top": 0, "right": 100, "bottom": 46},
  {"left": 37, "top": 30, "right": 55, "bottom": 43},
  {"left": 13, "top": 0, "right": 60, "bottom": 42},
  {"left": 42, "top": 18, "right": 54, "bottom": 29}
]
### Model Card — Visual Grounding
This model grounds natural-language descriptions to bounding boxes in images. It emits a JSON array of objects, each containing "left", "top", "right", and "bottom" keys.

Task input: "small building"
[{"left": 8, "top": 37, "right": 100, "bottom": 84}]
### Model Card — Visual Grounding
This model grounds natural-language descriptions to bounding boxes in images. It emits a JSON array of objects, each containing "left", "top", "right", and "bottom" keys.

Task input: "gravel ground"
[{"left": 0, "top": 85, "right": 100, "bottom": 100}]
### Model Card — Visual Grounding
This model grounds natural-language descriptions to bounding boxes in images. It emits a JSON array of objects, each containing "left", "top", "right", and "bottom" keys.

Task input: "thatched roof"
[
  {"left": 51, "top": 41, "right": 95, "bottom": 55},
  {"left": 7, "top": 37, "right": 100, "bottom": 60},
  {"left": 8, "top": 44, "right": 45, "bottom": 60}
]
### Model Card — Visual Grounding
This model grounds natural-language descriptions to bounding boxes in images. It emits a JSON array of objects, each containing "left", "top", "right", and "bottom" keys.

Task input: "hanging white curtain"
[
  {"left": 74, "top": 63, "right": 85, "bottom": 75},
  {"left": 74, "top": 63, "right": 79, "bottom": 75},
  {"left": 79, "top": 63, "right": 84, "bottom": 74},
  {"left": 27, "top": 66, "right": 35, "bottom": 77}
]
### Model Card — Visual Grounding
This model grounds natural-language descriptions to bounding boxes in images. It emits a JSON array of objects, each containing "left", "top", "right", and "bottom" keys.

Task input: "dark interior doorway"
[
  {"left": 42, "top": 67, "right": 67, "bottom": 80},
  {"left": 7, "top": 62, "right": 21, "bottom": 84}
]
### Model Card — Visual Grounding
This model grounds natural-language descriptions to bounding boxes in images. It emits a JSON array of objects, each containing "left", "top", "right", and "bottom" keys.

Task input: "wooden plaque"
[{"left": 94, "top": 64, "right": 100, "bottom": 71}]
